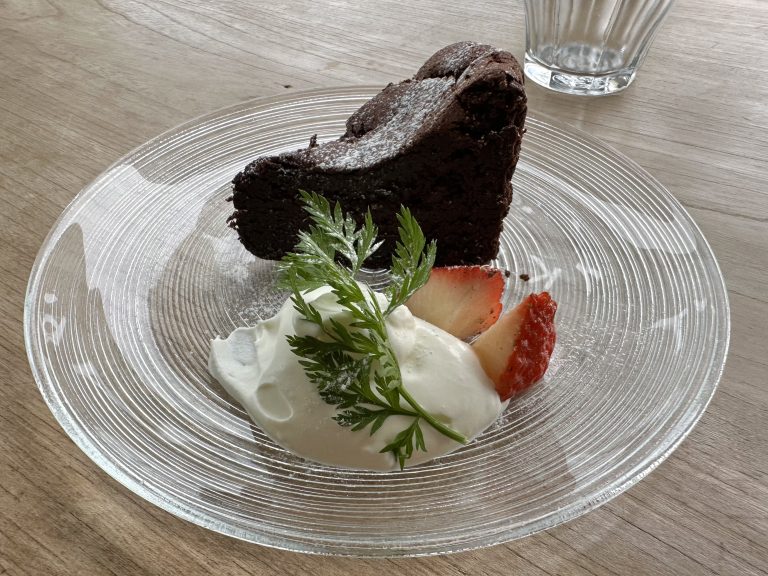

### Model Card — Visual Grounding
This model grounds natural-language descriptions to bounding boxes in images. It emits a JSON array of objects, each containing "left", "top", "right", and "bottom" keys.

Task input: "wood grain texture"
[{"left": 1, "top": 0, "right": 766, "bottom": 574}]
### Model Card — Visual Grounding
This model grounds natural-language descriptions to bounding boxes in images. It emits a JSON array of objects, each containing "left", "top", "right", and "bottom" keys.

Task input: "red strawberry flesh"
[
  {"left": 471, "top": 292, "right": 557, "bottom": 400},
  {"left": 405, "top": 265, "right": 504, "bottom": 340}
]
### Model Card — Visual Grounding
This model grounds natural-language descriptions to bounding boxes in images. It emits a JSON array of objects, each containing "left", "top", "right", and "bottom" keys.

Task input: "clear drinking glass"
[{"left": 523, "top": 0, "right": 675, "bottom": 96}]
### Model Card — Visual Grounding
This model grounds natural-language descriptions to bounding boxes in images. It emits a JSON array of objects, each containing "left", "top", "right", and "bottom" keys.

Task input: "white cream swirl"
[{"left": 209, "top": 287, "right": 504, "bottom": 470}]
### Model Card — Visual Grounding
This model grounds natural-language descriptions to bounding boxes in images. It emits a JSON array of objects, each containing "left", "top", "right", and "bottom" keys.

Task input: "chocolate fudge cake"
[{"left": 228, "top": 41, "right": 527, "bottom": 267}]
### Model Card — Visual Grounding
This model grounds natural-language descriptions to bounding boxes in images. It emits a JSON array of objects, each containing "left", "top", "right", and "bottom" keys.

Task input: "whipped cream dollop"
[{"left": 209, "top": 287, "right": 505, "bottom": 470}]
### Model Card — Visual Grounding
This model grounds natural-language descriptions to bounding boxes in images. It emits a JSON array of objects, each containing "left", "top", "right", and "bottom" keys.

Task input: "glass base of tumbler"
[{"left": 524, "top": 54, "right": 637, "bottom": 96}]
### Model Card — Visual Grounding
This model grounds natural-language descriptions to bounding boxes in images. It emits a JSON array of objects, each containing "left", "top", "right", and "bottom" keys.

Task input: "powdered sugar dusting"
[
  {"left": 440, "top": 42, "right": 485, "bottom": 76},
  {"left": 312, "top": 78, "right": 454, "bottom": 171},
  {"left": 415, "top": 41, "right": 495, "bottom": 80}
]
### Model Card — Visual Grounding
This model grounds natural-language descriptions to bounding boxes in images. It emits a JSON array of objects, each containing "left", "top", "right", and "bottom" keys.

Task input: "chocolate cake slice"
[{"left": 229, "top": 41, "right": 527, "bottom": 267}]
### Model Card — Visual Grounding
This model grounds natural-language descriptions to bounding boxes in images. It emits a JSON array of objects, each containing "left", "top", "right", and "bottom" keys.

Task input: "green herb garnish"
[{"left": 277, "top": 191, "right": 467, "bottom": 469}]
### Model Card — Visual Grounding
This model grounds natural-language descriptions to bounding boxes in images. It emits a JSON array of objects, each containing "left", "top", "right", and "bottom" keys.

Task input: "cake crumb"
[{"left": 519, "top": 273, "right": 530, "bottom": 281}]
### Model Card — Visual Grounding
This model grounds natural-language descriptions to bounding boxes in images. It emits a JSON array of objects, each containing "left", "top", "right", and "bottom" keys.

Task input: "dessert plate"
[{"left": 25, "top": 87, "right": 729, "bottom": 556}]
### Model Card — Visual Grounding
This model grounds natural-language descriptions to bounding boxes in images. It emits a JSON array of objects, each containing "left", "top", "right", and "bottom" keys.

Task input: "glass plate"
[{"left": 25, "top": 87, "right": 729, "bottom": 557}]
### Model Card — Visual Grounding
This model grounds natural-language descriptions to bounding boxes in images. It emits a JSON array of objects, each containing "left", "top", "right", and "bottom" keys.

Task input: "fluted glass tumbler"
[{"left": 523, "top": 0, "right": 675, "bottom": 96}]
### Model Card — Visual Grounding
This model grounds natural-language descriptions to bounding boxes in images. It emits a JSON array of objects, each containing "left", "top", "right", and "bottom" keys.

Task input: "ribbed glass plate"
[{"left": 25, "top": 87, "right": 729, "bottom": 556}]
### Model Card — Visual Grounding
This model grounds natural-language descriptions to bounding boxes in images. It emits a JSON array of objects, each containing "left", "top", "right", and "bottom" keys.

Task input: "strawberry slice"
[
  {"left": 471, "top": 292, "right": 557, "bottom": 400},
  {"left": 405, "top": 265, "right": 505, "bottom": 340}
]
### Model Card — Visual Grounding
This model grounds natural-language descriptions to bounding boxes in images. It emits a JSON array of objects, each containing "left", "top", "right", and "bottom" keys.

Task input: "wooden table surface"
[{"left": 2, "top": 0, "right": 767, "bottom": 574}]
